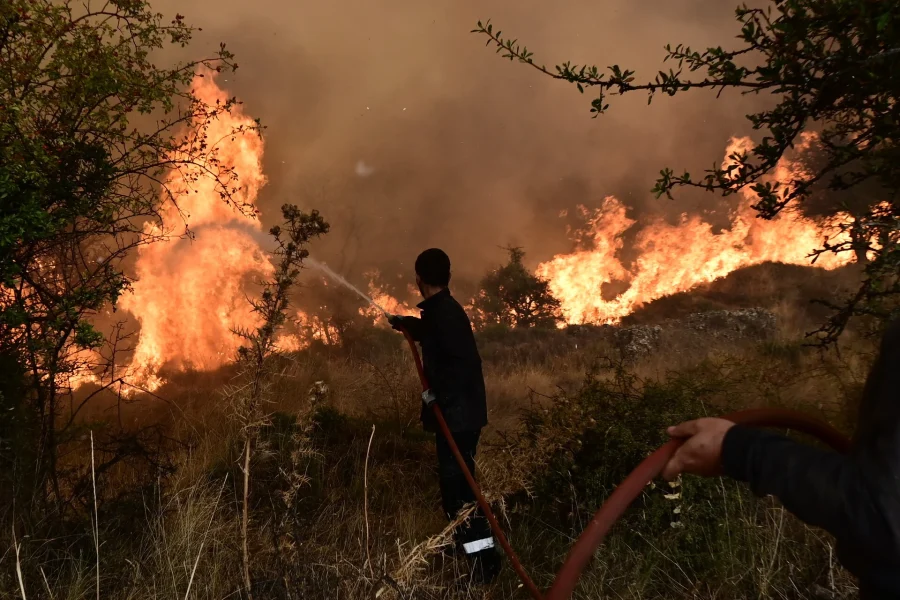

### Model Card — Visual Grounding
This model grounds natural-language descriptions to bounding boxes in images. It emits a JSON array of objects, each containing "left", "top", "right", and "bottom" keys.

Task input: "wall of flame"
[{"left": 92, "top": 74, "right": 857, "bottom": 392}]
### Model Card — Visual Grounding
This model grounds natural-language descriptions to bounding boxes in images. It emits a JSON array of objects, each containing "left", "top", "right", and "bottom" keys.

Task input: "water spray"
[{"left": 304, "top": 257, "right": 393, "bottom": 320}]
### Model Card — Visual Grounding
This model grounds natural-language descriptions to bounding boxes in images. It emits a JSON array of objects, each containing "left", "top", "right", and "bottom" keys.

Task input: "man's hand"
[
  {"left": 388, "top": 314, "right": 404, "bottom": 331},
  {"left": 661, "top": 418, "right": 735, "bottom": 480}
]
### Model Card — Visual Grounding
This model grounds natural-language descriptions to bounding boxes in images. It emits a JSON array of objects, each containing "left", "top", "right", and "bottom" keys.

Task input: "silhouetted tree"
[
  {"left": 474, "top": 0, "right": 899, "bottom": 342},
  {"left": 472, "top": 247, "right": 563, "bottom": 329}
]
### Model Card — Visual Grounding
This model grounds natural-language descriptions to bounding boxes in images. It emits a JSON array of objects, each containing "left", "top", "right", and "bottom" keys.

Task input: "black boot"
[
  {"left": 469, "top": 547, "right": 501, "bottom": 585},
  {"left": 439, "top": 540, "right": 463, "bottom": 558}
]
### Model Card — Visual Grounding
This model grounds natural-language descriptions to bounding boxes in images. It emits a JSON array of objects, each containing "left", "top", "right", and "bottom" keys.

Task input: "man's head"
[{"left": 414, "top": 248, "right": 451, "bottom": 298}]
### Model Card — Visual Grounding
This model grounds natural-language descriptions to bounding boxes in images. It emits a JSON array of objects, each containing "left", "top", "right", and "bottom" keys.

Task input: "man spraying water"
[{"left": 387, "top": 248, "right": 502, "bottom": 585}]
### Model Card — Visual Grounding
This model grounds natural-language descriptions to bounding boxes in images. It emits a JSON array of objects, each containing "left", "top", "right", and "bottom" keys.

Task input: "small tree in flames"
[
  {"left": 0, "top": 0, "right": 255, "bottom": 510},
  {"left": 472, "top": 246, "right": 563, "bottom": 329},
  {"left": 228, "top": 204, "right": 329, "bottom": 598}
]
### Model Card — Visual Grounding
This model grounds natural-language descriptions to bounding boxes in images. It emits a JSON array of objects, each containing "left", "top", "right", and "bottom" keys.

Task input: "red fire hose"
[{"left": 397, "top": 327, "right": 851, "bottom": 599}]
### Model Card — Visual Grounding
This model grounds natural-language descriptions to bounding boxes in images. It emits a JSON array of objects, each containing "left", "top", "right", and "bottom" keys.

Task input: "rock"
[
  {"left": 559, "top": 307, "right": 778, "bottom": 362},
  {"left": 614, "top": 325, "right": 662, "bottom": 362},
  {"left": 682, "top": 308, "right": 778, "bottom": 340}
]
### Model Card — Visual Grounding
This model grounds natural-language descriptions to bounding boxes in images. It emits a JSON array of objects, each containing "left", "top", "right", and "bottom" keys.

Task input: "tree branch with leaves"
[{"left": 0, "top": 0, "right": 258, "bottom": 508}]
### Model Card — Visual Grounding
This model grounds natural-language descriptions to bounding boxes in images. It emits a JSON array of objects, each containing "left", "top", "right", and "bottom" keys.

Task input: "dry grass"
[{"left": 1, "top": 292, "right": 877, "bottom": 600}]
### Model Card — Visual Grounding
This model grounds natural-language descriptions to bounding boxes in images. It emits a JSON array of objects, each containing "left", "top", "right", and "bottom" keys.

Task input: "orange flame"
[
  {"left": 360, "top": 272, "right": 416, "bottom": 324},
  {"left": 69, "top": 102, "right": 866, "bottom": 390},
  {"left": 119, "top": 70, "right": 272, "bottom": 390},
  {"left": 296, "top": 309, "right": 344, "bottom": 345},
  {"left": 275, "top": 318, "right": 311, "bottom": 353},
  {"left": 537, "top": 136, "right": 854, "bottom": 324},
  {"left": 59, "top": 348, "right": 101, "bottom": 391}
]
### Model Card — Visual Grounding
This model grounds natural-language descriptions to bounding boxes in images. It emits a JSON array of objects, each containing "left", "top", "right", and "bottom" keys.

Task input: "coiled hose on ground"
[{"left": 397, "top": 327, "right": 851, "bottom": 600}]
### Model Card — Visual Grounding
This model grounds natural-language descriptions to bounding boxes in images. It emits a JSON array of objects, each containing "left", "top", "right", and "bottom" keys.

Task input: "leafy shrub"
[
  {"left": 503, "top": 361, "right": 851, "bottom": 597},
  {"left": 472, "top": 247, "right": 563, "bottom": 329}
]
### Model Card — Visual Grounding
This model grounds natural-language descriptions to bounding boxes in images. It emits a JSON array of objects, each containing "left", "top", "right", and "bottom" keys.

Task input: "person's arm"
[
  {"left": 392, "top": 315, "right": 424, "bottom": 341},
  {"left": 721, "top": 426, "right": 892, "bottom": 552},
  {"left": 723, "top": 323, "right": 900, "bottom": 554}
]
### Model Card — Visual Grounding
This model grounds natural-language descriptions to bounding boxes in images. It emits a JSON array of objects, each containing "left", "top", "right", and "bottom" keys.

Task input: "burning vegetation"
[
  {"left": 92, "top": 73, "right": 862, "bottom": 391},
  {"left": 121, "top": 71, "right": 273, "bottom": 391},
  {"left": 2, "top": 0, "right": 898, "bottom": 599}
]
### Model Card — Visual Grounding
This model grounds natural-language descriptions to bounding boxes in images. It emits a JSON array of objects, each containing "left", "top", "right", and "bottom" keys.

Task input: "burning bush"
[{"left": 0, "top": 0, "right": 250, "bottom": 512}]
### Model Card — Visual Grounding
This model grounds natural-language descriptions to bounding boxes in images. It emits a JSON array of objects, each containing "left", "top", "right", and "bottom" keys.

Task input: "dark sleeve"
[
  {"left": 721, "top": 425, "right": 889, "bottom": 551},
  {"left": 397, "top": 316, "right": 425, "bottom": 342}
]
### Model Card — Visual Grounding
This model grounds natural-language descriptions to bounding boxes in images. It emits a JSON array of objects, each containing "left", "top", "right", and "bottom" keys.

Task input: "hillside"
[{"left": 622, "top": 262, "right": 863, "bottom": 331}]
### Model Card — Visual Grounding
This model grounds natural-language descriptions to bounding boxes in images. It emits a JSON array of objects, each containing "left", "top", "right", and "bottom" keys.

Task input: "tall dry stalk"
[
  {"left": 13, "top": 522, "right": 26, "bottom": 600},
  {"left": 90, "top": 431, "right": 99, "bottom": 600},
  {"left": 377, "top": 504, "right": 477, "bottom": 600},
  {"left": 229, "top": 205, "right": 328, "bottom": 599},
  {"left": 364, "top": 425, "right": 375, "bottom": 576},
  {"left": 184, "top": 475, "right": 229, "bottom": 600}
]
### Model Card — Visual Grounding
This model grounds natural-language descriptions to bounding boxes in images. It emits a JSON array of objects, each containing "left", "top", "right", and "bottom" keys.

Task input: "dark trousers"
[{"left": 435, "top": 430, "right": 500, "bottom": 581}]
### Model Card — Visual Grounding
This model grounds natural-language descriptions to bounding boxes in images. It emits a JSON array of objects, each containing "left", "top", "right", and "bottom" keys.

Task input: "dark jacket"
[
  {"left": 397, "top": 289, "right": 488, "bottom": 433},
  {"left": 721, "top": 320, "right": 900, "bottom": 598}
]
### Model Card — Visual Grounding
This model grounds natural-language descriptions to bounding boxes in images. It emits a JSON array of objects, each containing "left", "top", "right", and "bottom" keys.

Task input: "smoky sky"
[{"left": 151, "top": 0, "right": 768, "bottom": 289}]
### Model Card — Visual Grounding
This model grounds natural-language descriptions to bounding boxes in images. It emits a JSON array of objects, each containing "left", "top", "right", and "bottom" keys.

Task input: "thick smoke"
[{"left": 151, "top": 0, "right": 767, "bottom": 285}]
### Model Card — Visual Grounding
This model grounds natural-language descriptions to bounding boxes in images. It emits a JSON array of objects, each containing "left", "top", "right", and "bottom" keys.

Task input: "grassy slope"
[{"left": 1, "top": 263, "right": 874, "bottom": 600}]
